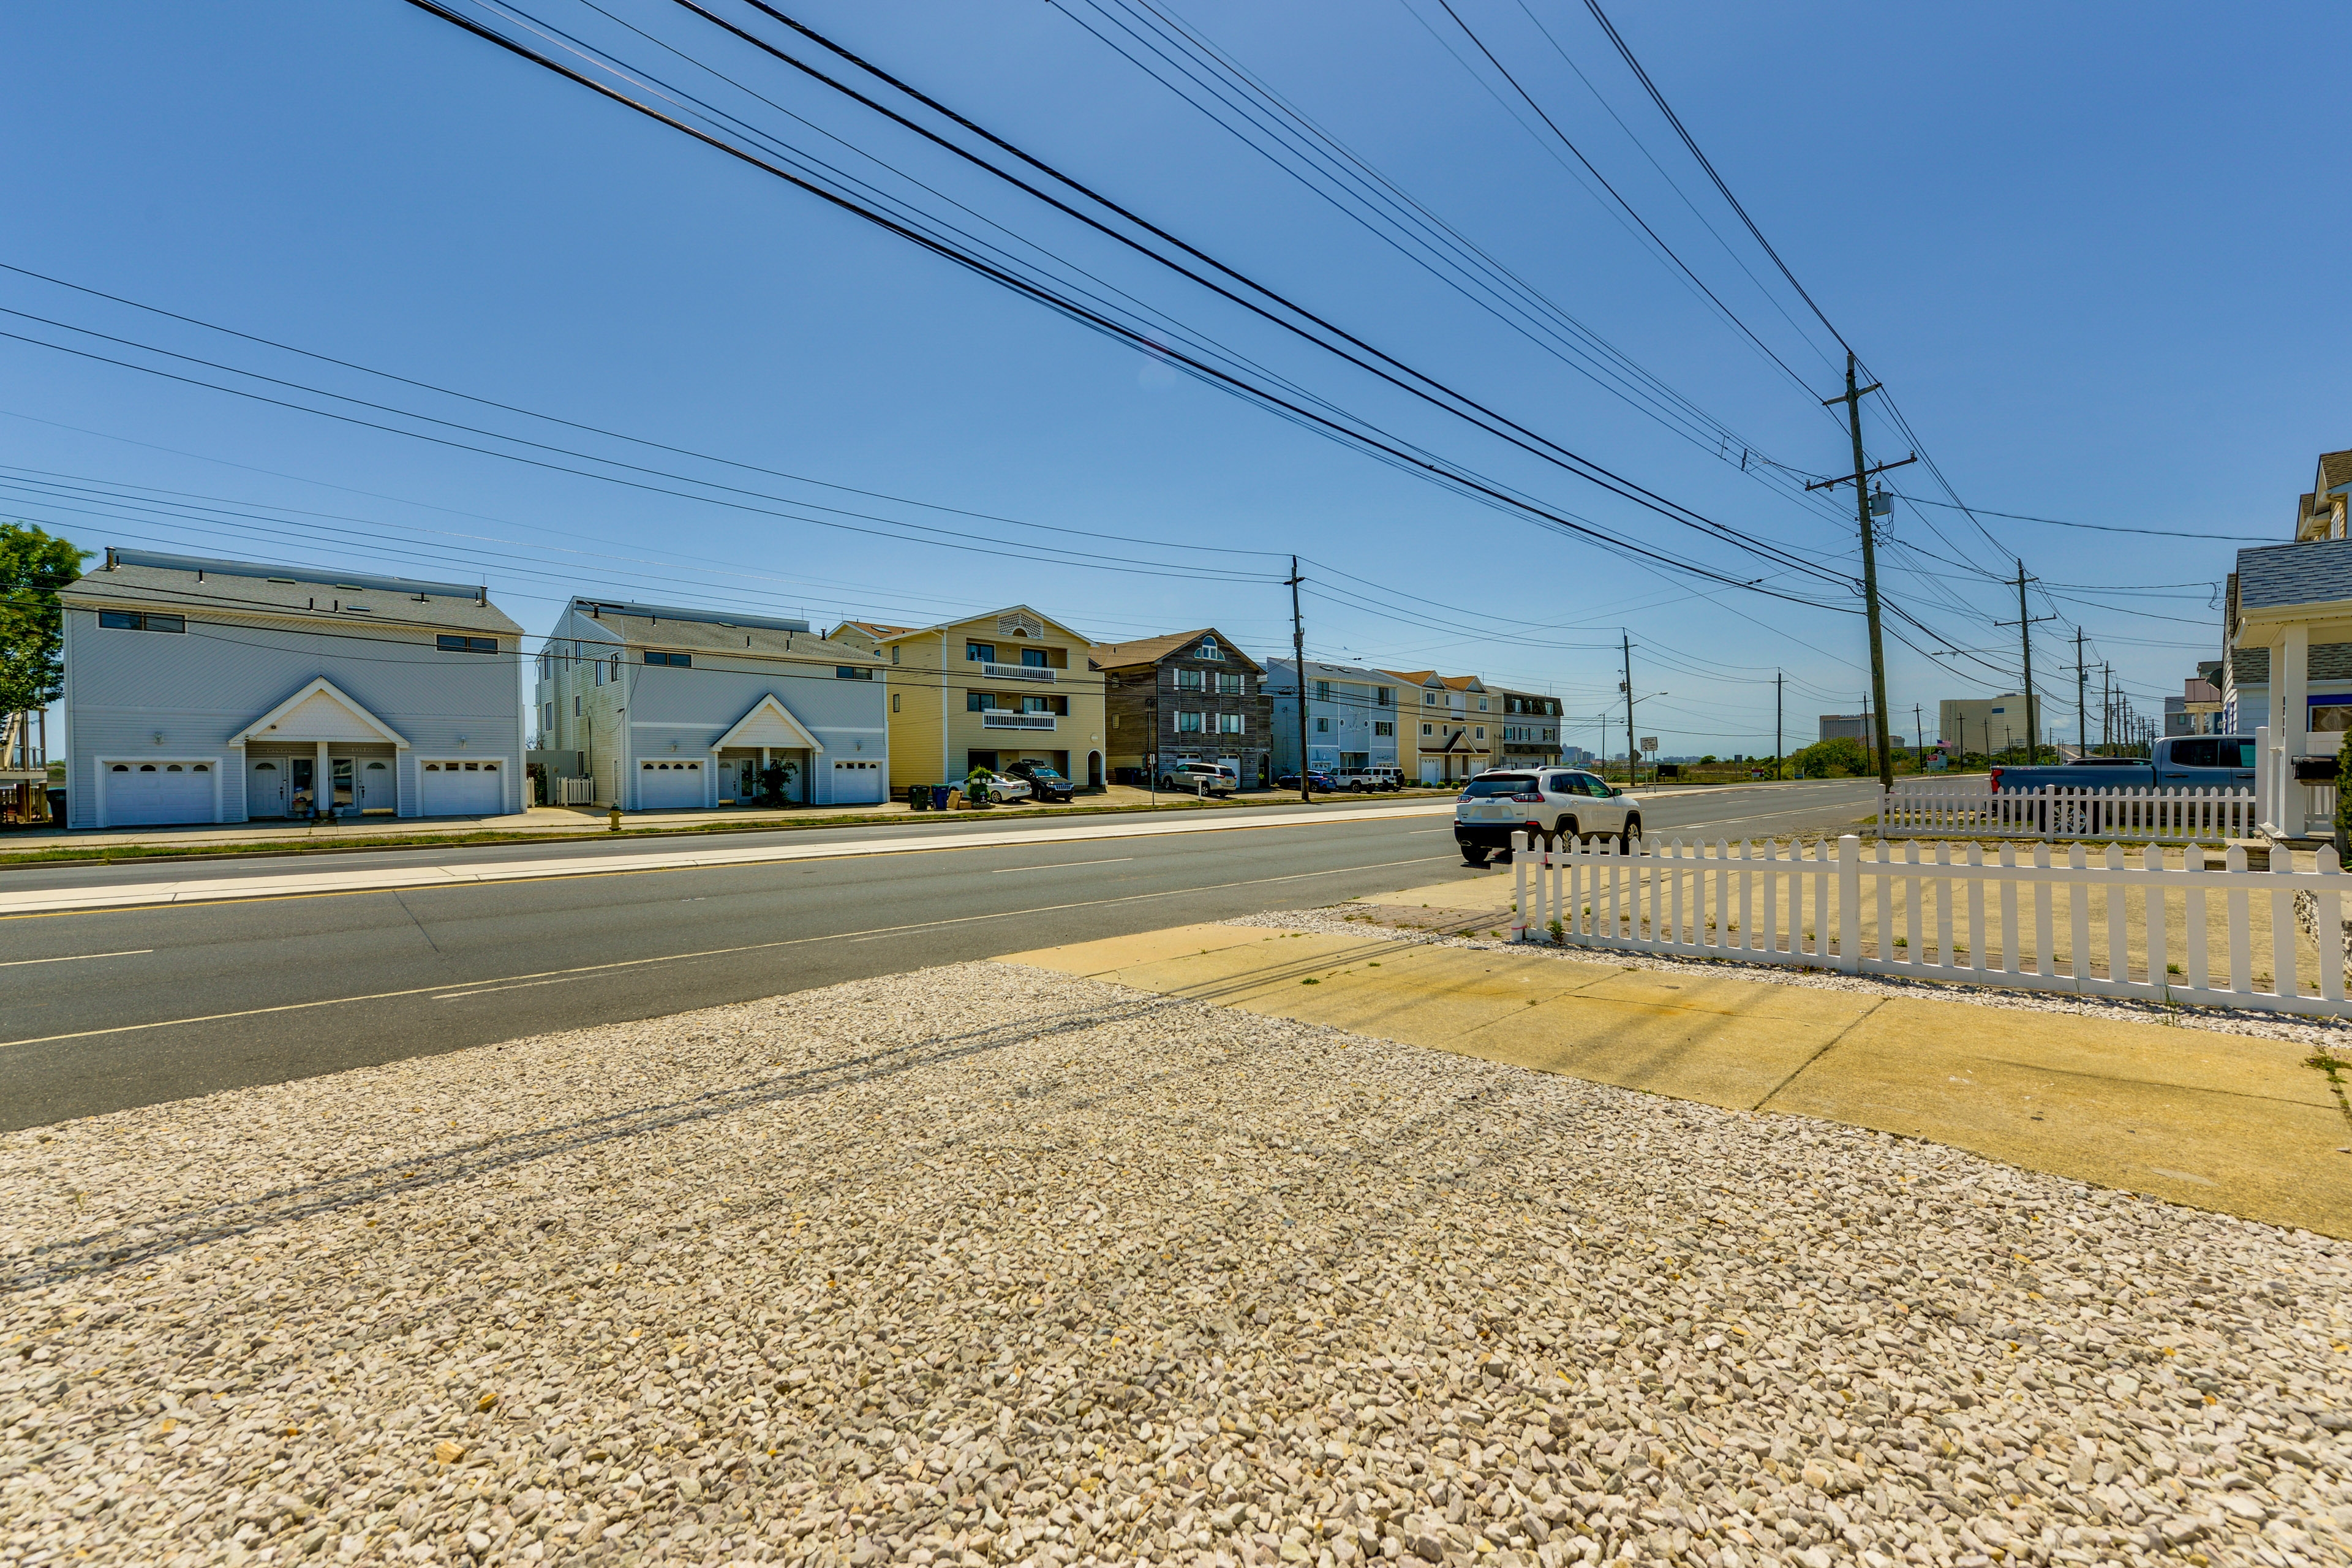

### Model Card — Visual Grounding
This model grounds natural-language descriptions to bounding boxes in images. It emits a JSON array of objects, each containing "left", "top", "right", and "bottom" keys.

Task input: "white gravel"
[
  {"left": 5, "top": 962, "right": 2351, "bottom": 1568},
  {"left": 1232, "top": 906, "right": 2352, "bottom": 1055}
]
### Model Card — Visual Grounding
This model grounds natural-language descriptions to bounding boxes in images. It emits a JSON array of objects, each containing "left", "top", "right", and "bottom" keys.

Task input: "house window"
[
  {"left": 643, "top": 650, "right": 690, "bottom": 667},
  {"left": 573, "top": 696, "right": 582, "bottom": 716},
  {"left": 437, "top": 635, "right": 499, "bottom": 654},
  {"left": 967, "top": 692, "right": 998, "bottom": 712},
  {"left": 1021, "top": 648, "right": 1050, "bottom": 668},
  {"left": 1218, "top": 713, "right": 1243, "bottom": 734},
  {"left": 1313, "top": 679, "right": 1332, "bottom": 702},
  {"left": 1374, "top": 721, "right": 1393, "bottom": 736},
  {"left": 1022, "top": 695, "right": 1052, "bottom": 714},
  {"left": 1177, "top": 668, "right": 1204, "bottom": 692},
  {"left": 892, "top": 692, "right": 901, "bottom": 712},
  {"left": 835, "top": 666, "right": 873, "bottom": 680},
  {"left": 98, "top": 610, "right": 184, "bottom": 633},
  {"left": 1199, "top": 639, "right": 1224, "bottom": 660},
  {"left": 1376, "top": 687, "right": 1393, "bottom": 706},
  {"left": 1422, "top": 723, "right": 1433, "bottom": 736},
  {"left": 1474, "top": 727, "right": 1485, "bottom": 741},
  {"left": 594, "top": 660, "right": 605, "bottom": 686},
  {"left": 1218, "top": 671, "right": 1241, "bottom": 696},
  {"left": 1425, "top": 692, "right": 1438, "bottom": 706},
  {"left": 1477, "top": 699, "right": 1488, "bottom": 711},
  {"left": 543, "top": 702, "right": 553, "bottom": 733},
  {"left": 1315, "top": 717, "right": 1330, "bottom": 733},
  {"left": 890, "top": 646, "right": 900, "bottom": 664},
  {"left": 1177, "top": 710, "right": 1204, "bottom": 733},
  {"left": 967, "top": 641, "right": 996, "bottom": 663}
]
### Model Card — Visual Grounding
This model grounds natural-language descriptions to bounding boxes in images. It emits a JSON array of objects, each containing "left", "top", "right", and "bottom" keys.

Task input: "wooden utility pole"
[
  {"left": 1913, "top": 703, "right": 1924, "bottom": 758},
  {"left": 1774, "top": 670, "right": 1784, "bottom": 780},
  {"left": 1621, "top": 633, "right": 1638, "bottom": 786},
  {"left": 1287, "top": 557, "right": 1310, "bottom": 803},
  {"left": 1997, "top": 561, "right": 2057, "bottom": 764},
  {"left": 1809, "top": 353, "right": 1915, "bottom": 792},
  {"left": 2075, "top": 627, "right": 2088, "bottom": 756}
]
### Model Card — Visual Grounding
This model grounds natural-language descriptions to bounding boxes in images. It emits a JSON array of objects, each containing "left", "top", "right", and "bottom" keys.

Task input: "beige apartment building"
[
  {"left": 831, "top": 606, "right": 1107, "bottom": 791},
  {"left": 1386, "top": 669, "right": 1493, "bottom": 784}
]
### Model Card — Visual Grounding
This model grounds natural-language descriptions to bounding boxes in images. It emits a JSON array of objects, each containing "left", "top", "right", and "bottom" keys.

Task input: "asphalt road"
[{"left": 0, "top": 779, "right": 1878, "bottom": 1128}]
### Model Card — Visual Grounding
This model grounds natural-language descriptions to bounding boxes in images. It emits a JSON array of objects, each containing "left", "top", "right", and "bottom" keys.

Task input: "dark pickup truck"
[{"left": 1989, "top": 735, "right": 2258, "bottom": 794}]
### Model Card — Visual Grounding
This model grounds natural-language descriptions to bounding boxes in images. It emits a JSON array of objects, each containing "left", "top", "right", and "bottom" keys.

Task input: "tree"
[
  {"left": 0, "top": 524, "right": 86, "bottom": 714},
  {"left": 1792, "top": 736, "right": 1871, "bottom": 778}
]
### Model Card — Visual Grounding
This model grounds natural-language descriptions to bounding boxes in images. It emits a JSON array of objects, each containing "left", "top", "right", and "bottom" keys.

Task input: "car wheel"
[
  {"left": 1556, "top": 816, "right": 1578, "bottom": 848},
  {"left": 1620, "top": 816, "right": 1640, "bottom": 852}
]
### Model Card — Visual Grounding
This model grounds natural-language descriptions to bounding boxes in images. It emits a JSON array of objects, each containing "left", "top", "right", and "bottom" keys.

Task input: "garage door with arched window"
[
  {"left": 639, "top": 758, "right": 704, "bottom": 809},
  {"left": 105, "top": 760, "right": 216, "bottom": 825},
  {"left": 418, "top": 759, "right": 503, "bottom": 816}
]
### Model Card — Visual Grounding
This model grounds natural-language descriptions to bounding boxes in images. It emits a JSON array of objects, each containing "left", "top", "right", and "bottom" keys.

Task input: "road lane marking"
[
  {"left": 0, "top": 948, "right": 152, "bottom": 968},
  {"left": 2, "top": 855, "right": 1452, "bottom": 1043},
  {"left": 989, "top": 858, "right": 1133, "bottom": 873},
  {"left": 1, "top": 802, "right": 1461, "bottom": 917}
]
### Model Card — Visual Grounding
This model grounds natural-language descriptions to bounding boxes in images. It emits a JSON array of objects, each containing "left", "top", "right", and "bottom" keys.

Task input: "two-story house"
[
  {"left": 1490, "top": 688, "right": 1562, "bottom": 769},
  {"left": 56, "top": 548, "right": 525, "bottom": 827},
  {"left": 1387, "top": 669, "right": 1491, "bottom": 784},
  {"left": 538, "top": 597, "right": 888, "bottom": 810},
  {"left": 830, "top": 606, "right": 1106, "bottom": 791},
  {"left": 1091, "top": 629, "right": 1271, "bottom": 788},
  {"left": 1265, "top": 659, "right": 1398, "bottom": 779}
]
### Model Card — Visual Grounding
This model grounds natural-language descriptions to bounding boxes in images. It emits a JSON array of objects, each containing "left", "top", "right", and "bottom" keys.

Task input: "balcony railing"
[
  {"left": 982, "top": 662, "right": 1056, "bottom": 683},
  {"left": 982, "top": 712, "right": 1058, "bottom": 730}
]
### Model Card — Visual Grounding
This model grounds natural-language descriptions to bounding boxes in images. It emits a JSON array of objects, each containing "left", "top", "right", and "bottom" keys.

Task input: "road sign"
[{"left": 1639, "top": 737, "right": 1657, "bottom": 753}]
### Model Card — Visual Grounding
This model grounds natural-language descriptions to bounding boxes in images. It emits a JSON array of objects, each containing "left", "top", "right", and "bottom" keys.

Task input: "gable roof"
[
  {"left": 2236, "top": 537, "right": 2352, "bottom": 612},
  {"left": 562, "top": 601, "right": 881, "bottom": 665},
  {"left": 864, "top": 605, "right": 1092, "bottom": 646},
  {"left": 713, "top": 693, "right": 826, "bottom": 754},
  {"left": 231, "top": 677, "right": 410, "bottom": 748},
  {"left": 60, "top": 551, "right": 521, "bottom": 635},
  {"left": 2321, "top": 450, "right": 2352, "bottom": 494},
  {"left": 1087, "top": 628, "right": 1265, "bottom": 673},
  {"left": 829, "top": 620, "right": 915, "bottom": 641}
]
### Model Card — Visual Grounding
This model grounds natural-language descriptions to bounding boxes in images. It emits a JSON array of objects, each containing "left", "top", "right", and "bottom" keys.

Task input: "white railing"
[
  {"left": 981, "top": 712, "right": 1056, "bottom": 731},
  {"left": 1879, "top": 785, "right": 2254, "bottom": 843},
  {"left": 560, "top": 777, "right": 595, "bottom": 805},
  {"left": 982, "top": 663, "right": 1055, "bottom": 684},
  {"left": 1511, "top": 831, "right": 2351, "bottom": 1019}
]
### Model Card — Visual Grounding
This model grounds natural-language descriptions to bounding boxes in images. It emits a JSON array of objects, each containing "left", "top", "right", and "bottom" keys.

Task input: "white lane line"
[
  {"left": 5, "top": 854, "right": 1452, "bottom": 1042},
  {"left": 0, "top": 948, "right": 152, "bottom": 968},
  {"left": 2, "top": 803, "right": 1460, "bottom": 916},
  {"left": 989, "top": 858, "right": 1133, "bottom": 873}
]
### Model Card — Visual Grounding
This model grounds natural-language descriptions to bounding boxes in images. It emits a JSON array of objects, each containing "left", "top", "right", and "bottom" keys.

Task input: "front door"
[
  {"left": 247, "top": 759, "right": 288, "bottom": 817},
  {"left": 331, "top": 758, "right": 355, "bottom": 810},
  {"left": 358, "top": 759, "right": 393, "bottom": 812}
]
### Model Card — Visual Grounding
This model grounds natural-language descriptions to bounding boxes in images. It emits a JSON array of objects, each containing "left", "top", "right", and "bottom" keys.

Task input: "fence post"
[
  {"left": 1511, "top": 831, "right": 1528, "bottom": 943},
  {"left": 2321, "top": 843, "right": 2345, "bottom": 1006},
  {"left": 1837, "top": 833, "right": 1861, "bottom": 973},
  {"left": 2256, "top": 724, "right": 2273, "bottom": 834}
]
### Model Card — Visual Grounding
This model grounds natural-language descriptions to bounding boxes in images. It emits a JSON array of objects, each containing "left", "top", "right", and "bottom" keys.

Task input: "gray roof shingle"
[
  {"left": 59, "top": 551, "right": 522, "bottom": 635},
  {"left": 2235, "top": 537, "right": 2352, "bottom": 611}
]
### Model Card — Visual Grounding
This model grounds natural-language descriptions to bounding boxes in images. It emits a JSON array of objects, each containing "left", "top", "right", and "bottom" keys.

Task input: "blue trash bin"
[{"left": 930, "top": 784, "right": 952, "bottom": 812}]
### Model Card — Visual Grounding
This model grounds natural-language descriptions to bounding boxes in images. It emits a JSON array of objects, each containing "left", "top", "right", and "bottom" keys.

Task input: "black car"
[
  {"left": 1005, "top": 761, "right": 1076, "bottom": 802},
  {"left": 1273, "top": 771, "right": 1338, "bottom": 793}
]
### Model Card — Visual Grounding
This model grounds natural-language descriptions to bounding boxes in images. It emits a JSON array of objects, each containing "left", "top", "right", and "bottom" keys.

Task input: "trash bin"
[
  {"left": 907, "top": 783, "right": 929, "bottom": 810},
  {"left": 930, "top": 784, "right": 952, "bottom": 812}
]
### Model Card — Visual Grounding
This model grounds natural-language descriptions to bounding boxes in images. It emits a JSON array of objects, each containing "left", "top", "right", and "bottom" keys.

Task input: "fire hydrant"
[{"left": 608, "top": 806, "right": 622, "bottom": 833}]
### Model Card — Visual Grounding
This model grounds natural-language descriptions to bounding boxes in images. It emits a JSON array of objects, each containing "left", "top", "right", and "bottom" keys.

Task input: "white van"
[{"left": 1160, "top": 760, "right": 1240, "bottom": 796}]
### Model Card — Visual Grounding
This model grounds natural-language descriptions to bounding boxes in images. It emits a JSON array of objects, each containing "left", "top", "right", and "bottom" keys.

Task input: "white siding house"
[
  {"left": 1265, "top": 659, "right": 1399, "bottom": 777},
  {"left": 56, "top": 549, "right": 526, "bottom": 828},
  {"left": 536, "top": 598, "right": 889, "bottom": 810}
]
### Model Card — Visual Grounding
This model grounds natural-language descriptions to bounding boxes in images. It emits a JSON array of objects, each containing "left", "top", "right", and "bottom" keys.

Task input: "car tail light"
[
  {"left": 1988, "top": 766, "right": 2003, "bottom": 789},
  {"left": 1510, "top": 791, "right": 1544, "bottom": 803}
]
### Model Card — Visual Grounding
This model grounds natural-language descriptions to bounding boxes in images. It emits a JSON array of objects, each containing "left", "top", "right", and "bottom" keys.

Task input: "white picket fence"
[
  {"left": 1878, "top": 785, "right": 2255, "bottom": 844},
  {"left": 559, "top": 777, "right": 595, "bottom": 805},
  {"left": 1510, "top": 831, "right": 2351, "bottom": 1019}
]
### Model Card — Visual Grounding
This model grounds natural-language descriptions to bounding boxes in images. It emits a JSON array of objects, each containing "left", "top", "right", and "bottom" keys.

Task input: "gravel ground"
[
  {"left": 1227, "top": 908, "right": 2352, "bottom": 1055},
  {"left": 5, "top": 962, "right": 2351, "bottom": 1568}
]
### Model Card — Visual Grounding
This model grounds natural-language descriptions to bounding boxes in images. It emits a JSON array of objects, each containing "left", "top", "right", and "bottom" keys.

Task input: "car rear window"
[{"left": 1459, "top": 775, "right": 1536, "bottom": 797}]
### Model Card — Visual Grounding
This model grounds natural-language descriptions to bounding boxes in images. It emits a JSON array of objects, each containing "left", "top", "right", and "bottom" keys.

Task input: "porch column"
[
  {"left": 315, "top": 741, "right": 331, "bottom": 820},
  {"left": 2282, "top": 624, "right": 2310, "bottom": 755},
  {"left": 760, "top": 747, "right": 769, "bottom": 807}
]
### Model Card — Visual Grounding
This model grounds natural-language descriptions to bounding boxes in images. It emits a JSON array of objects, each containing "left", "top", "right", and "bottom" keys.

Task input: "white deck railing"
[
  {"left": 1510, "top": 831, "right": 2350, "bottom": 1019},
  {"left": 1879, "top": 785, "right": 2254, "bottom": 843},
  {"left": 981, "top": 712, "right": 1057, "bottom": 731},
  {"left": 2255, "top": 723, "right": 2341, "bottom": 839}
]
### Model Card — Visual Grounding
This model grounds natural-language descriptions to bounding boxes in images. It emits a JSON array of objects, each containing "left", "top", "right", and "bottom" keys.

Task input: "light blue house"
[
  {"left": 1265, "top": 658, "right": 1400, "bottom": 777},
  {"left": 535, "top": 597, "right": 889, "bottom": 810},
  {"left": 56, "top": 549, "right": 526, "bottom": 827}
]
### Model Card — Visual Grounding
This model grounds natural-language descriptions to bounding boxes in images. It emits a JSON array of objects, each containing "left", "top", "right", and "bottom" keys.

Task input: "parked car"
[
  {"left": 1273, "top": 770, "right": 1338, "bottom": 794},
  {"left": 1160, "top": 760, "right": 1240, "bottom": 796},
  {"left": 1006, "top": 760, "right": 1076, "bottom": 802},
  {"left": 1988, "top": 736, "right": 2257, "bottom": 794},
  {"left": 1453, "top": 767, "right": 1641, "bottom": 865},
  {"left": 1333, "top": 766, "right": 1404, "bottom": 792},
  {"left": 963, "top": 771, "right": 1032, "bottom": 805}
]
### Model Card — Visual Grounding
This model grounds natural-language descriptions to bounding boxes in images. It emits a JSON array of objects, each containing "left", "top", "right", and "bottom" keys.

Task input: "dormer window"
[{"left": 1199, "top": 638, "right": 1224, "bottom": 660}]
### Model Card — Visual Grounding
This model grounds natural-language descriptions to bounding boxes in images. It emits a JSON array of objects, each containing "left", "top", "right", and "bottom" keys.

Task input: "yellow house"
[{"left": 829, "top": 606, "right": 1109, "bottom": 791}]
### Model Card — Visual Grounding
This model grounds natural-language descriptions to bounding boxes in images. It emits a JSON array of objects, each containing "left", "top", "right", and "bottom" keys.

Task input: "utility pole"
[
  {"left": 1775, "top": 670, "right": 1784, "bottom": 781},
  {"left": 1621, "top": 633, "right": 1638, "bottom": 787},
  {"left": 1287, "top": 556, "right": 1310, "bottom": 804},
  {"left": 1997, "top": 561, "right": 2057, "bottom": 764},
  {"left": 2103, "top": 663, "right": 2114, "bottom": 751},
  {"left": 2075, "top": 627, "right": 2088, "bottom": 757},
  {"left": 1913, "top": 702, "right": 1924, "bottom": 759},
  {"left": 1809, "top": 352, "right": 1915, "bottom": 793}
]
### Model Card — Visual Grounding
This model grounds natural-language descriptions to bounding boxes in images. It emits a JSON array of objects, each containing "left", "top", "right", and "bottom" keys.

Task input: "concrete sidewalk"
[{"left": 997, "top": 916, "right": 2352, "bottom": 1237}]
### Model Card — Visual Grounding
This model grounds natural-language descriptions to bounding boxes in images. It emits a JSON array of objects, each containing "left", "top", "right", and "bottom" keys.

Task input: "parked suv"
[
  {"left": 1274, "top": 770, "right": 1338, "bottom": 794},
  {"left": 1333, "top": 766, "right": 1404, "bottom": 792},
  {"left": 1160, "top": 760, "right": 1240, "bottom": 796},
  {"left": 1453, "top": 768, "right": 1640, "bottom": 865},
  {"left": 1005, "top": 760, "right": 1076, "bottom": 802}
]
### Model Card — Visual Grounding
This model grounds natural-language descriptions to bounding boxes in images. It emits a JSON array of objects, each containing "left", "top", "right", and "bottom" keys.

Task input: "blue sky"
[{"left": 6, "top": 1, "right": 2346, "bottom": 755}]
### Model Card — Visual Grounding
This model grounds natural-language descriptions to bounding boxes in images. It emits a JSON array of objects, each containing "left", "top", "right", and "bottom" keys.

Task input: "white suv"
[
  {"left": 1159, "top": 760, "right": 1239, "bottom": 796},
  {"left": 1453, "top": 768, "right": 1641, "bottom": 865}
]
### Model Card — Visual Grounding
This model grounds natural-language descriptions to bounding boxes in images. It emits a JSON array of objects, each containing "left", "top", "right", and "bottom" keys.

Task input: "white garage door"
[
  {"left": 105, "top": 761, "right": 216, "bottom": 825},
  {"left": 827, "top": 758, "right": 885, "bottom": 804},
  {"left": 639, "top": 759, "right": 705, "bottom": 809},
  {"left": 419, "top": 760, "right": 503, "bottom": 816}
]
